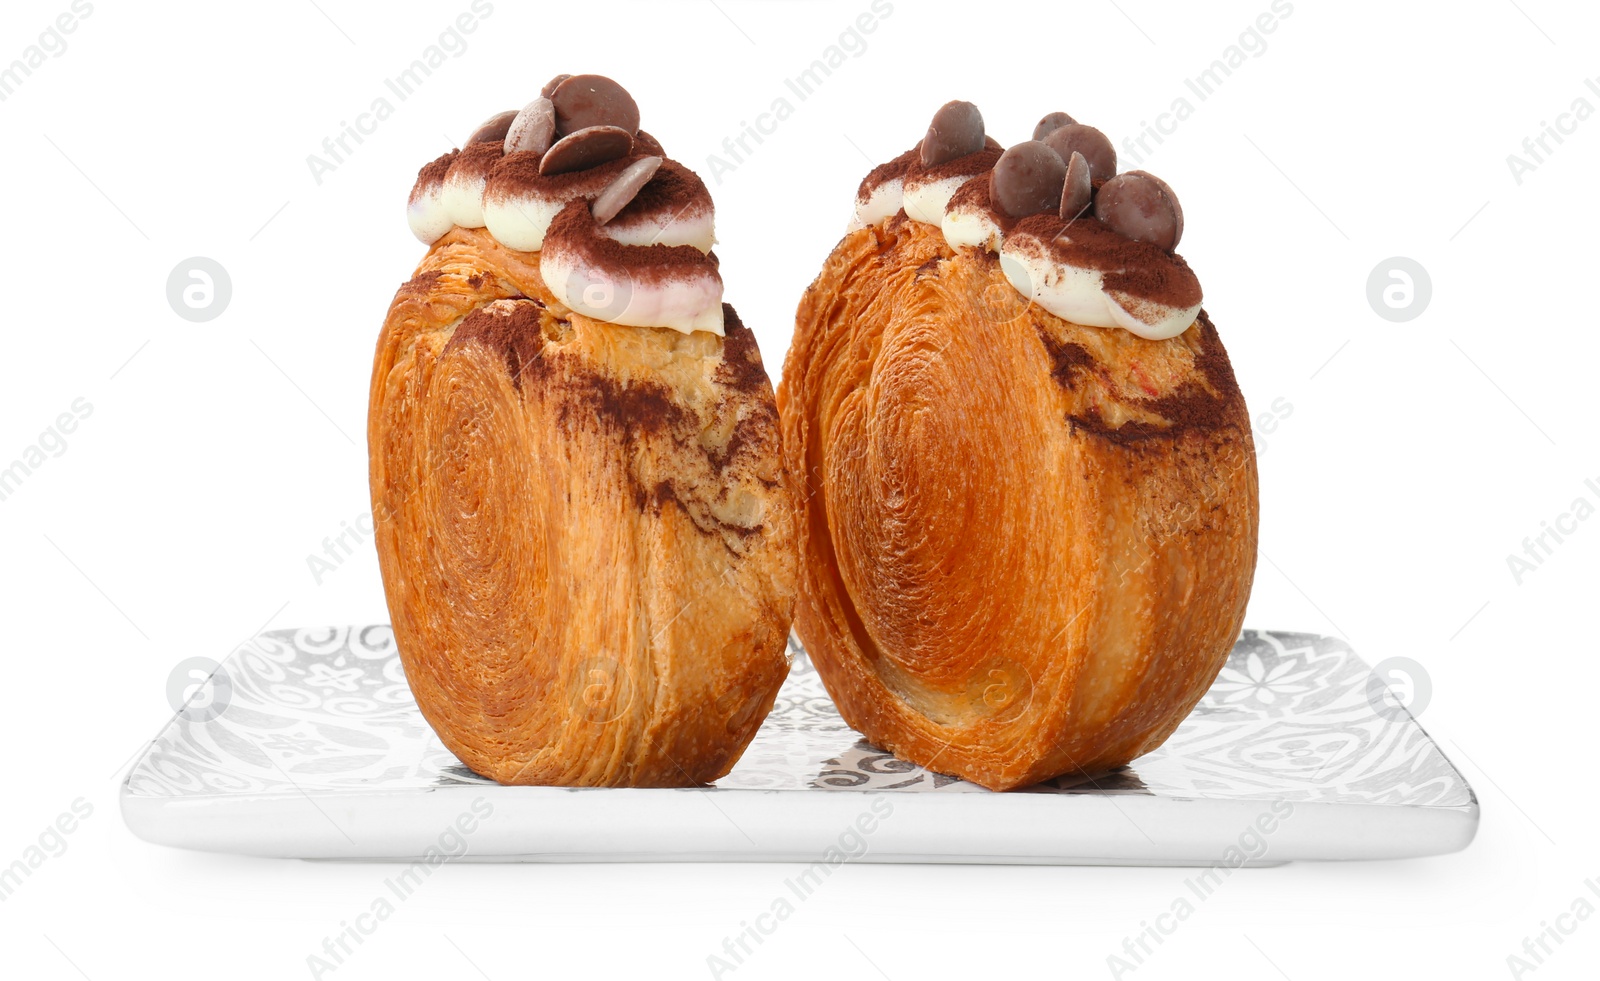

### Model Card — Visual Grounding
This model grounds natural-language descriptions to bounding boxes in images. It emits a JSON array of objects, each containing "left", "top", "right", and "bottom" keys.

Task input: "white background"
[{"left": 0, "top": 0, "right": 1595, "bottom": 977}]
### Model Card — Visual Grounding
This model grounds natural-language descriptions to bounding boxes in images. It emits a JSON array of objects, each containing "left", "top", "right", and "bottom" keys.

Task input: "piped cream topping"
[
  {"left": 409, "top": 144, "right": 724, "bottom": 335},
  {"left": 407, "top": 150, "right": 457, "bottom": 244},
  {"left": 852, "top": 147, "right": 1203, "bottom": 340},
  {"left": 849, "top": 177, "right": 903, "bottom": 231},
  {"left": 903, "top": 174, "right": 972, "bottom": 225},
  {"left": 442, "top": 142, "right": 500, "bottom": 229},
  {"left": 596, "top": 159, "right": 715, "bottom": 252},
  {"left": 540, "top": 200, "right": 724, "bottom": 336},
  {"left": 997, "top": 210, "right": 1202, "bottom": 341},
  {"left": 477, "top": 152, "right": 633, "bottom": 252}
]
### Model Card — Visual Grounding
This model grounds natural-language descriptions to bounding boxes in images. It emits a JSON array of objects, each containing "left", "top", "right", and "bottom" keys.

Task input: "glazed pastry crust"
[
  {"left": 370, "top": 227, "right": 795, "bottom": 787},
  {"left": 778, "top": 216, "right": 1258, "bottom": 792}
]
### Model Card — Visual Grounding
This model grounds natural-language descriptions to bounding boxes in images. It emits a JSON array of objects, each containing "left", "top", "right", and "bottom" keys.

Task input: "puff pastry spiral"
[
  {"left": 780, "top": 105, "right": 1259, "bottom": 791},
  {"left": 370, "top": 79, "right": 794, "bottom": 787}
]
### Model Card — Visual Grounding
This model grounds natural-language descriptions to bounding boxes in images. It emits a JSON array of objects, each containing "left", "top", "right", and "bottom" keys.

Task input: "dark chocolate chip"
[
  {"left": 504, "top": 97, "right": 556, "bottom": 156},
  {"left": 1095, "top": 170, "right": 1184, "bottom": 251},
  {"left": 550, "top": 74, "right": 640, "bottom": 136},
  {"left": 921, "top": 100, "right": 985, "bottom": 167},
  {"left": 990, "top": 141, "right": 1067, "bottom": 219},
  {"left": 633, "top": 130, "right": 665, "bottom": 157},
  {"left": 1032, "top": 111, "right": 1077, "bottom": 141},
  {"left": 1042, "top": 124, "right": 1117, "bottom": 183},
  {"left": 541, "top": 73, "right": 572, "bottom": 98},
  {"left": 1059, "top": 151, "right": 1093, "bottom": 220},
  {"left": 592, "top": 156, "right": 663, "bottom": 224},
  {"left": 538, "top": 125, "right": 634, "bottom": 175},
  {"left": 467, "top": 110, "right": 518, "bottom": 145}
]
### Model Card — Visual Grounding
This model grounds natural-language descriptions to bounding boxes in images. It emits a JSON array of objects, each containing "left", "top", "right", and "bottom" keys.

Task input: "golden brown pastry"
[
  {"left": 370, "top": 75, "right": 795, "bottom": 787},
  {"left": 779, "top": 102, "right": 1258, "bottom": 791}
]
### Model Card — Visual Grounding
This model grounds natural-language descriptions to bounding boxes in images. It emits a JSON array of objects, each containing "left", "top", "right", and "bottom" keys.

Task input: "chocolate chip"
[
  {"left": 541, "top": 73, "right": 573, "bottom": 99},
  {"left": 1059, "top": 151, "right": 1093, "bottom": 220},
  {"left": 467, "top": 110, "right": 518, "bottom": 145},
  {"left": 550, "top": 74, "right": 640, "bottom": 136},
  {"left": 504, "top": 97, "right": 557, "bottom": 156},
  {"left": 538, "top": 125, "right": 634, "bottom": 175},
  {"left": 990, "top": 141, "right": 1067, "bottom": 219},
  {"left": 633, "top": 130, "right": 664, "bottom": 157},
  {"left": 1095, "top": 171, "right": 1184, "bottom": 251},
  {"left": 921, "top": 100, "right": 985, "bottom": 167},
  {"left": 1032, "top": 111, "right": 1076, "bottom": 141},
  {"left": 1042, "top": 124, "right": 1117, "bottom": 183},
  {"left": 592, "top": 156, "right": 663, "bottom": 224}
]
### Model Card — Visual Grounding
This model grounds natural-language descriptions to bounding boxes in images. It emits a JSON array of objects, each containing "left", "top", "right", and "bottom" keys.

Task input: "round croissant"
[
  {"left": 778, "top": 215, "right": 1258, "bottom": 791},
  {"left": 369, "top": 226, "right": 795, "bottom": 787}
]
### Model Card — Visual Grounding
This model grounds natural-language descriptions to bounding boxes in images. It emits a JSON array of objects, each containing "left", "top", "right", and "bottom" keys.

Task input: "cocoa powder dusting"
[
  {"left": 1012, "top": 212, "right": 1201, "bottom": 309},
  {"left": 713, "top": 305, "right": 771, "bottom": 393},
  {"left": 410, "top": 150, "right": 458, "bottom": 203},
  {"left": 398, "top": 270, "right": 445, "bottom": 296},
  {"left": 1043, "top": 311, "right": 1243, "bottom": 446},
  {"left": 447, "top": 139, "right": 504, "bottom": 179},
  {"left": 1036, "top": 333, "right": 1097, "bottom": 390},
  {"left": 946, "top": 173, "right": 993, "bottom": 217},
  {"left": 610, "top": 159, "right": 710, "bottom": 225},
  {"left": 546, "top": 199, "right": 719, "bottom": 287},
  {"left": 443, "top": 299, "right": 548, "bottom": 390},
  {"left": 907, "top": 146, "right": 1002, "bottom": 184},
  {"left": 856, "top": 145, "right": 919, "bottom": 202},
  {"left": 483, "top": 151, "right": 635, "bottom": 203}
]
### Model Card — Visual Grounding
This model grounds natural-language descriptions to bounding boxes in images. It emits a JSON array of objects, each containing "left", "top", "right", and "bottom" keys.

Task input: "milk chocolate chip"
[
  {"left": 921, "top": 100, "right": 985, "bottom": 167},
  {"left": 538, "top": 125, "right": 634, "bottom": 175},
  {"left": 1095, "top": 171, "right": 1184, "bottom": 251},
  {"left": 592, "top": 156, "right": 662, "bottom": 224},
  {"left": 1043, "top": 124, "right": 1116, "bottom": 183},
  {"left": 550, "top": 74, "right": 640, "bottom": 136},
  {"left": 990, "top": 141, "right": 1067, "bottom": 219},
  {"left": 1059, "top": 151, "right": 1093, "bottom": 220},
  {"left": 541, "top": 73, "right": 573, "bottom": 98},
  {"left": 505, "top": 97, "right": 557, "bottom": 156},
  {"left": 467, "top": 110, "right": 518, "bottom": 145},
  {"left": 1032, "top": 111, "right": 1076, "bottom": 141}
]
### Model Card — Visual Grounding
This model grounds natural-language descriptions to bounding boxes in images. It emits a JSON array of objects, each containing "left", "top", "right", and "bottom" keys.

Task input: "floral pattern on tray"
[{"left": 125, "top": 627, "right": 1473, "bottom": 808}]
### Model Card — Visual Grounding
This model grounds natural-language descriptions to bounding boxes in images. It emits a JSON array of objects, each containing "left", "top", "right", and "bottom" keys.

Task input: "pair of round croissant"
[{"left": 370, "top": 80, "right": 1258, "bottom": 792}]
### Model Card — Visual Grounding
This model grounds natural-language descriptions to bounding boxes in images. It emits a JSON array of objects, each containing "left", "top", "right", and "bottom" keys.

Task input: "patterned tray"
[{"left": 120, "top": 627, "right": 1477, "bottom": 865}]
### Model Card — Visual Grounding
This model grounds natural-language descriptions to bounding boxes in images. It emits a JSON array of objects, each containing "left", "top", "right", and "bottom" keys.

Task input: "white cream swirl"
[
  {"left": 852, "top": 158, "right": 1202, "bottom": 341},
  {"left": 539, "top": 200, "right": 724, "bottom": 336},
  {"left": 408, "top": 146, "right": 725, "bottom": 335}
]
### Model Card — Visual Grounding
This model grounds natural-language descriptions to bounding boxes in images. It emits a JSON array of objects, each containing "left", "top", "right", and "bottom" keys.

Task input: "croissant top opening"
[
  {"left": 851, "top": 101, "right": 1203, "bottom": 341},
  {"left": 406, "top": 74, "right": 724, "bottom": 337}
]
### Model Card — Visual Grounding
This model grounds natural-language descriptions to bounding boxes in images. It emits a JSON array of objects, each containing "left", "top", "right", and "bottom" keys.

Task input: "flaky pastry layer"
[
  {"left": 370, "top": 228, "right": 795, "bottom": 786},
  {"left": 778, "top": 216, "right": 1258, "bottom": 791}
]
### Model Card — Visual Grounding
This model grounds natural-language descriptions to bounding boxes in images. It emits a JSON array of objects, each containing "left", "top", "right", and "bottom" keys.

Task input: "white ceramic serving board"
[{"left": 121, "top": 627, "right": 1476, "bottom": 865}]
